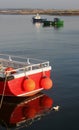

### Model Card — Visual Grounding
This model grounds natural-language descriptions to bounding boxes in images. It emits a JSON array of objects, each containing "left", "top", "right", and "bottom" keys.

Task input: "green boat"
[
  {"left": 43, "top": 18, "right": 64, "bottom": 27},
  {"left": 53, "top": 18, "right": 64, "bottom": 26}
]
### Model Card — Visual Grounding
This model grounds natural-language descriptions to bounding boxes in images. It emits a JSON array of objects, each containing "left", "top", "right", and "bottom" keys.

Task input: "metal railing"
[{"left": 0, "top": 54, "right": 49, "bottom": 74}]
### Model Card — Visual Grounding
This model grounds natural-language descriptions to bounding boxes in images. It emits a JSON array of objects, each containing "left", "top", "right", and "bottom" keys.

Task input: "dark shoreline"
[{"left": 0, "top": 9, "right": 79, "bottom": 15}]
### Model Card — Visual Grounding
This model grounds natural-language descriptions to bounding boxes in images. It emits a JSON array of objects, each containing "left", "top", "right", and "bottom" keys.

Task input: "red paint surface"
[{"left": 0, "top": 70, "right": 51, "bottom": 96}]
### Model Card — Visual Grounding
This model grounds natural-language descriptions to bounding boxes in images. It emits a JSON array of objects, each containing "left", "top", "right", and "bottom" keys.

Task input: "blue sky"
[{"left": 0, "top": 0, "right": 79, "bottom": 9}]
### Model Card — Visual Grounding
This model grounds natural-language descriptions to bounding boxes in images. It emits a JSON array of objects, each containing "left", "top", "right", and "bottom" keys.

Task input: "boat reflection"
[
  {"left": 43, "top": 24, "right": 64, "bottom": 29},
  {"left": 0, "top": 92, "right": 54, "bottom": 129},
  {"left": 35, "top": 22, "right": 41, "bottom": 29},
  {"left": 54, "top": 24, "right": 64, "bottom": 30}
]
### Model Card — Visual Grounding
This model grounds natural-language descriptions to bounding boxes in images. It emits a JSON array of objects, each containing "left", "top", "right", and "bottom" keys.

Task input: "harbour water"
[{"left": 0, "top": 15, "right": 79, "bottom": 130}]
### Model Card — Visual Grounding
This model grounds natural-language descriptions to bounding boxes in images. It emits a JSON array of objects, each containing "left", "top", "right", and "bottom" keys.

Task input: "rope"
[
  {"left": 0, "top": 73, "right": 7, "bottom": 109},
  {"left": 24, "top": 66, "right": 29, "bottom": 79}
]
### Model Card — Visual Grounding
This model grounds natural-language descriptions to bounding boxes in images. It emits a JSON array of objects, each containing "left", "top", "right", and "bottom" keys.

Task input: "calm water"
[{"left": 0, "top": 15, "right": 79, "bottom": 130}]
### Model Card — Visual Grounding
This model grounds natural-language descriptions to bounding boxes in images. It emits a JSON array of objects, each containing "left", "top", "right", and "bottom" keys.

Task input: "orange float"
[
  {"left": 23, "top": 78, "right": 35, "bottom": 92},
  {"left": 41, "top": 76, "right": 53, "bottom": 90}
]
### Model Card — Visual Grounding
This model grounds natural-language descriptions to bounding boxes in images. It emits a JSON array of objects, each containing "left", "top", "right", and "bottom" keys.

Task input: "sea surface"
[{"left": 0, "top": 15, "right": 79, "bottom": 130}]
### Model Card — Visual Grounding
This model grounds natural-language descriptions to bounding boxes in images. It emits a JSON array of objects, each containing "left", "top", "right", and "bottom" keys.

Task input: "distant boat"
[
  {"left": 43, "top": 17, "right": 64, "bottom": 27},
  {"left": 32, "top": 14, "right": 47, "bottom": 23},
  {"left": 0, "top": 54, "right": 53, "bottom": 97}
]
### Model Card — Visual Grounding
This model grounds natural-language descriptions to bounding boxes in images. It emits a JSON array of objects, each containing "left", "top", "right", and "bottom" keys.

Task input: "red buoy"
[
  {"left": 23, "top": 78, "right": 35, "bottom": 92},
  {"left": 41, "top": 76, "right": 53, "bottom": 90},
  {"left": 5, "top": 67, "right": 16, "bottom": 74}
]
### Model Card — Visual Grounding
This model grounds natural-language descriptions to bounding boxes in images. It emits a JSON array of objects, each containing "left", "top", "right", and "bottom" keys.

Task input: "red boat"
[
  {"left": 0, "top": 54, "right": 53, "bottom": 97},
  {"left": 0, "top": 92, "right": 54, "bottom": 129}
]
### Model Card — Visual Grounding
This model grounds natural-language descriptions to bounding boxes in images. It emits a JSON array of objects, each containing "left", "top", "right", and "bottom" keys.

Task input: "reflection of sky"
[{"left": 0, "top": 0, "right": 79, "bottom": 9}]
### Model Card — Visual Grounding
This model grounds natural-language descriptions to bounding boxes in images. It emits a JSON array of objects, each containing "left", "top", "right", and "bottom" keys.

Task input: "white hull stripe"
[
  {"left": 14, "top": 66, "right": 51, "bottom": 79},
  {"left": 17, "top": 88, "right": 44, "bottom": 97}
]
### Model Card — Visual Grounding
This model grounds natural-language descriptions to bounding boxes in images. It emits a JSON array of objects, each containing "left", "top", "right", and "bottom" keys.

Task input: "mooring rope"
[{"left": 0, "top": 73, "right": 7, "bottom": 109}]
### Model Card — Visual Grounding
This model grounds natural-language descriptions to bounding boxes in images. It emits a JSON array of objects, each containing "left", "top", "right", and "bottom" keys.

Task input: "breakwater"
[{"left": 0, "top": 9, "right": 79, "bottom": 15}]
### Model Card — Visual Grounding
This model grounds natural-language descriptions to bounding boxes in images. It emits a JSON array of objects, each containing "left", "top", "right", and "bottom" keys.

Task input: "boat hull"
[
  {"left": 32, "top": 18, "right": 47, "bottom": 23},
  {"left": 0, "top": 70, "right": 51, "bottom": 97},
  {"left": 43, "top": 20, "right": 64, "bottom": 27}
]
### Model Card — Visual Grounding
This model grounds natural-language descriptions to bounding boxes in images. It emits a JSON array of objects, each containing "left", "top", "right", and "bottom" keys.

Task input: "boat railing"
[
  {"left": 0, "top": 54, "right": 46, "bottom": 64},
  {"left": 0, "top": 57, "right": 49, "bottom": 75}
]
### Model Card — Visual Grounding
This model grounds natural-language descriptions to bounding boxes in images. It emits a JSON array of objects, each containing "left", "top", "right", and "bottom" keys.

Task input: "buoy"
[
  {"left": 23, "top": 78, "right": 35, "bottom": 92},
  {"left": 41, "top": 76, "right": 53, "bottom": 90},
  {"left": 5, "top": 67, "right": 16, "bottom": 74}
]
